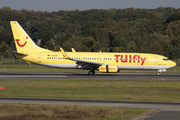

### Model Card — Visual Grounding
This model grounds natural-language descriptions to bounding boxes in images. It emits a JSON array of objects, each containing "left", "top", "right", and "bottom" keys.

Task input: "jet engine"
[{"left": 99, "top": 65, "right": 118, "bottom": 73}]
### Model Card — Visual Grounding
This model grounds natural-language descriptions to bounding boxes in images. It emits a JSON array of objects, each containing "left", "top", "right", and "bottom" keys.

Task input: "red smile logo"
[{"left": 15, "top": 39, "right": 27, "bottom": 47}]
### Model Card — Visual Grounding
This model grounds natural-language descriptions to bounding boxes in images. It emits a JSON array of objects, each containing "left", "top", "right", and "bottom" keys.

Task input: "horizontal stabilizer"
[{"left": 11, "top": 51, "right": 28, "bottom": 56}]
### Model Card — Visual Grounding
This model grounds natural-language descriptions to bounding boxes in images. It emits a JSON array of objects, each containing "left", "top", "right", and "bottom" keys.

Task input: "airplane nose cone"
[{"left": 170, "top": 61, "right": 176, "bottom": 66}]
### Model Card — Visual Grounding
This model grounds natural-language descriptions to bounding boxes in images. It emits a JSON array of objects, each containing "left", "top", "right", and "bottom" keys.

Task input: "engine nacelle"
[{"left": 99, "top": 65, "right": 118, "bottom": 73}]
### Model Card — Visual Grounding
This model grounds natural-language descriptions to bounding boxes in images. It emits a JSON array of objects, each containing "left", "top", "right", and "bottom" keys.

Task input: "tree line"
[{"left": 0, "top": 6, "right": 180, "bottom": 60}]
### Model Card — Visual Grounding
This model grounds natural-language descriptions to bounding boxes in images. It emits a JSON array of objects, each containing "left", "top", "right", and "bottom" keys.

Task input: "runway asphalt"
[
  {"left": 0, "top": 72, "right": 180, "bottom": 80},
  {"left": 1, "top": 72, "right": 180, "bottom": 119},
  {"left": 1, "top": 97, "right": 180, "bottom": 110}
]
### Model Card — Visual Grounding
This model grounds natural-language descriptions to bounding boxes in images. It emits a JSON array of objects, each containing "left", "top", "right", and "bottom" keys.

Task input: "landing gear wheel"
[
  {"left": 88, "top": 70, "right": 95, "bottom": 75},
  {"left": 92, "top": 71, "right": 95, "bottom": 75}
]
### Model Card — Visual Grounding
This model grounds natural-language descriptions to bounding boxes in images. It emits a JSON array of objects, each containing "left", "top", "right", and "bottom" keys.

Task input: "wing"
[{"left": 60, "top": 47, "right": 105, "bottom": 69}]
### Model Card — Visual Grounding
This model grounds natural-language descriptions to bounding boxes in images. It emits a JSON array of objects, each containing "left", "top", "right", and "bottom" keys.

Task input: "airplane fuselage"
[{"left": 17, "top": 52, "right": 175, "bottom": 71}]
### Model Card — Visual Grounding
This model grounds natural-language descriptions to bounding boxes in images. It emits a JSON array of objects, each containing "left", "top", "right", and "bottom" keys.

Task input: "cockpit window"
[{"left": 163, "top": 58, "right": 169, "bottom": 61}]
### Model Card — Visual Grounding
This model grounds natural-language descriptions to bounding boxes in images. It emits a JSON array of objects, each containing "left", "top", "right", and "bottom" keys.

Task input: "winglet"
[
  {"left": 71, "top": 48, "right": 76, "bottom": 52},
  {"left": 60, "top": 47, "right": 70, "bottom": 59}
]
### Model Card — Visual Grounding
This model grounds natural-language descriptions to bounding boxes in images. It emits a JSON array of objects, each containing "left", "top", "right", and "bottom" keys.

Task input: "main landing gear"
[
  {"left": 88, "top": 70, "right": 95, "bottom": 75},
  {"left": 157, "top": 72, "right": 160, "bottom": 75}
]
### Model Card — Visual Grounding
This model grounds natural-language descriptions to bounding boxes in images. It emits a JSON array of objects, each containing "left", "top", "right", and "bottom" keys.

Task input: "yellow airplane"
[{"left": 10, "top": 21, "right": 176, "bottom": 75}]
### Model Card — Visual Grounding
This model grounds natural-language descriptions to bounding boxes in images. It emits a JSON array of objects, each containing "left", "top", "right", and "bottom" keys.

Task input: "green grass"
[
  {"left": 0, "top": 64, "right": 179, "bottom": 73},
  {"left": 1, "top": 80, "right": 180, "bottom": 102},
  {"left": 0, "top": 104, "right": 149, "bottom": 120}
]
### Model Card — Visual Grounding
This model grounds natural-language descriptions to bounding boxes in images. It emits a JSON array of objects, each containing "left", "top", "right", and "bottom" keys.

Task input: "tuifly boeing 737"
[{"left": 10, "top": 21, "right": 176, "bottom": 75}]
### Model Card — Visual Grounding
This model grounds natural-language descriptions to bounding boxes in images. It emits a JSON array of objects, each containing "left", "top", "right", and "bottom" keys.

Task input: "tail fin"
[{"left": 10, "top": 21, "right": 50, "bottom": 53}]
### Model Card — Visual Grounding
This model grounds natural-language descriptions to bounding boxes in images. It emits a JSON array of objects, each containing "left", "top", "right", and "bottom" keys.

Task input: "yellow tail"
[{"left": 10, "top": 21, "right": 50, "bottom": 53}]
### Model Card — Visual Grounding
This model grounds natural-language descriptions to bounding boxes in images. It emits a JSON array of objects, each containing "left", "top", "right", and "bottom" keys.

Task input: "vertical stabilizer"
[{"left": 10, "top": 21, "right": 49, "bottom": 53}]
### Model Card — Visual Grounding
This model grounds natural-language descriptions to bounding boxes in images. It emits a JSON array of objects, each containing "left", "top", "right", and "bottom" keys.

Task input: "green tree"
[
  {"left": 41, "top": 30, "right": 55, "bottom": 48},
  {"left": 112, "top": 36, "right": 121, "bottom": 47},
  {"left": 0, "top": 41, "right": 11, "bottom": 58},
  {"left": 166, "top": 13, "right": 180, "bottom": 24},
  {"left": 0, "top": 6, "right": 12, "bottom": 11}
]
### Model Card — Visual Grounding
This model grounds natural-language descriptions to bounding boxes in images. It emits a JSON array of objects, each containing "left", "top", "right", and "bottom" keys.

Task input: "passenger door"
[
  {"left": 154, "top": 56, "right": 158, "bottom": 64},
  {"left": 38, "top": 55, "right": 42, "bottom": 63}
]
